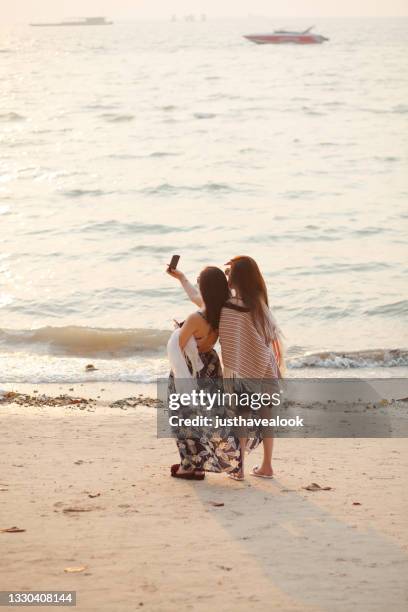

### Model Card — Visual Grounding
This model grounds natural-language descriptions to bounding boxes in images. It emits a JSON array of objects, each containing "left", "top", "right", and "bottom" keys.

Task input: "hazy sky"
[{"left": 3, "top": 0, "right": 408, "bottom": 22}]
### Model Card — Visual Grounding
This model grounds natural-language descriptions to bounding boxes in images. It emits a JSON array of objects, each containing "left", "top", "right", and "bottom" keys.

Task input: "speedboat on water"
[{"left": 244, "top": 26, "right": 329, "bottom": 45}]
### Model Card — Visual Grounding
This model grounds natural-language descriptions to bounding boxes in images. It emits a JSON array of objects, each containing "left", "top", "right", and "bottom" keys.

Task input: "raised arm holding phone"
[{"left": 166, "top": 256, "right": 204, "bottom": 308}]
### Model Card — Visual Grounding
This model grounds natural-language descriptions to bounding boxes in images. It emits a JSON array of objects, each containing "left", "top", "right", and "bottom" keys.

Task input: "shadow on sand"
[{"left": 191, "top": 473, "right": 408, "bottom": 611}]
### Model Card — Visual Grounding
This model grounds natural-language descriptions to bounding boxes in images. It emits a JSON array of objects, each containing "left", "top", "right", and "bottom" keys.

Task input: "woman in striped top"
[{"left": 219, "top": 256, "right": 284, "bottom": 481}]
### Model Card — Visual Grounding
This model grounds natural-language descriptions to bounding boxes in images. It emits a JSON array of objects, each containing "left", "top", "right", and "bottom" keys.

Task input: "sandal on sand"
[
  {"left": 251, "top": 466, "right": 274, "bottom": 479},
  {"left": 170, "top": 464, "right": 205, "bottom": 480},
  {"left": 227, "top": 472, "right": 245, "bottom": 481}
]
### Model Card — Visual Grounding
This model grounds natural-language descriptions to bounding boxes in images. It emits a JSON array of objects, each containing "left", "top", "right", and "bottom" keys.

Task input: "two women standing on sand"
[{"left": 167, "top": 256, "right": 284, "bottom": 482}]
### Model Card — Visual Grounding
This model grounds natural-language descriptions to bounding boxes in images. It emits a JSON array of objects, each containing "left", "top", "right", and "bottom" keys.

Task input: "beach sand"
[{"left": 1, "top": 384, "right": 407, "bottom": 611}]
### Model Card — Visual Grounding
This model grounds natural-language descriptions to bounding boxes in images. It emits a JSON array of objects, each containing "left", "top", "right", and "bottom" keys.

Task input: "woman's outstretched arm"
[{"left": 166, "top": 268, "right": 204, "bottom": 308}]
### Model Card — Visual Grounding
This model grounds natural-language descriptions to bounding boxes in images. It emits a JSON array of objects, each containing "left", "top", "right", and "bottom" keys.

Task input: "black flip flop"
[{"left": 170, "top": 463, "right": 205, "bottom": 480}]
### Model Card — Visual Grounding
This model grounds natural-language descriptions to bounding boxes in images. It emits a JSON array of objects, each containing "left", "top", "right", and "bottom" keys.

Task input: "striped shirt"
[{"left": 219, "top": 298, "right": 280, "bottom": 379}]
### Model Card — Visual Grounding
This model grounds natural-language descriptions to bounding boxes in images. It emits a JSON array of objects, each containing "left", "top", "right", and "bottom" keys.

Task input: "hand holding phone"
[
  {"left": 166, "top": 255, "right": 183, "bottom": 279},
  {"left": 168, "top": 254, "right": 180, "bottom": 271}
]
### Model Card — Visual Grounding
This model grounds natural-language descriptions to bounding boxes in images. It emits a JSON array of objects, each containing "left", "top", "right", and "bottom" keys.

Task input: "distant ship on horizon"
[
  {"left": 30, "top": 16, "right": 113, "bottom": 27},
  {"left": 171, "top": 14, "right": 207, "bottom": 22}
]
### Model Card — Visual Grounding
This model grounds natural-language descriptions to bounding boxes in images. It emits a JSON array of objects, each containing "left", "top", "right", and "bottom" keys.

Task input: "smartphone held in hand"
[{"left": 168, "top": 255, "right": 180, "bottom": 270}]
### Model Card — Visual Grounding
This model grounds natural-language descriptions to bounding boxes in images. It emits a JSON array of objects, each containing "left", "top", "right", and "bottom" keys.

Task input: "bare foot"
[
  {"left": 176, "top": 466, "right": 195, "bottom": 475},
  {"left": 176, "top": 466, "right": 205, "bottom": 476},
  {"left": 227, "top": 471, "right": 245, "bottom": 481},
  {"left": 251, "top": 465, "right": 274, "bottom": 478}
]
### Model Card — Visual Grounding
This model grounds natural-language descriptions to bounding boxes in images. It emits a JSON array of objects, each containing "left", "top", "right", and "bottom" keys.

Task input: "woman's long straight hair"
[
  {"left": 199, "top": 266, "right": 230, "bottom": 331},
  {"left": 227, "top": 256, "right": 284, "bottom": 369}
]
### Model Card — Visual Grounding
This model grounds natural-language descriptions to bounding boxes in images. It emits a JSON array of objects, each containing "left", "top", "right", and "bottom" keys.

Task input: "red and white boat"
[{"left": 244, "top": 26, "right": 329, "bottom": 45}]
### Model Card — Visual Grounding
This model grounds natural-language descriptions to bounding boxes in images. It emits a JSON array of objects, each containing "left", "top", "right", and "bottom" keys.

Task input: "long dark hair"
[
  {"left": 227, "top": 255, "right": 271, "bottom": 342},
  {"left": 199, "top": 266, "right": 230, "bottom": 331}
]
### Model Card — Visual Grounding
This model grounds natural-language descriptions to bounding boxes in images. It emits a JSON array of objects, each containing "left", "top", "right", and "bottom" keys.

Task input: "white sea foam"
[{"left": 288, "top": 350, "right": 408, "bottom": 369}]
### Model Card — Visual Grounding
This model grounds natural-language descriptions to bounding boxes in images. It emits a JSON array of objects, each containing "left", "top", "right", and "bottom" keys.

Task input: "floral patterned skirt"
[{"left": 168, "top": 349, "right": 242, "bottom": 474}]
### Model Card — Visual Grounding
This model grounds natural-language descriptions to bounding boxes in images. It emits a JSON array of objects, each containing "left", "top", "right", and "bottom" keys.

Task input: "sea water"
[{"left": 0, "top": 18, "right": 407, "bottom": 383}]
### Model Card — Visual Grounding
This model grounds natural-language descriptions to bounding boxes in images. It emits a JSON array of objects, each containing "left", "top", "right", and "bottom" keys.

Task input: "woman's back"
[
  {"left": 219, "top": 297, "right": 279, "bottom": 378},
  {"left": 182, "top": 310, "right": 218, "bottom": 354},
  {"left": 195, "top": 310, "right": 218, "bottom": 353}
]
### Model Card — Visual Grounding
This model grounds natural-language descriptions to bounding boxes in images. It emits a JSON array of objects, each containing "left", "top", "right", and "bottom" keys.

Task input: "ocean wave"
[
  {"left": 252, "top": 224, "right": 388, "bottom": 245},
  {"left": 4, "top": 138, "right": 47, "bottom": 148},
  {"left": 100, "top": 113, "right": 135, "bottom": 122},
  {"left": 78, "top": 220, "right": 202, "bottom": 235},
  {"left": 149, "top": 151, "right": 180, "bottom": 158},
  {"left": 193, "top": 112, "right": 216, "bottom": 119},
  {"left": 302, "top": 107, "right": 326, "bottom": 117},
  {"left": 0, "top": 112, "right": 25, "bottom": 122},
  {"left": 239, "top": 147, "right": 261, "bottom": 154},
  {"left": 140, "top": 182, "right": 241, "bottom": 196},
  {"left": 84, "top": 103, "right": 119, "bottom": 110},
  {"left": 249, "top": 231, "right": 340, "bottom": 243},
  {"left": 352, "top": 227, "right": 384, "bottom": 236},
  {"left": 108, "top": 243, "right": 195, "bottom": 260},
  {"left": 0, "top": 326, "right": 170, "bottom": 358},
  {"left": 364, "top": 300, "right": 408, "bottom": 317},
  {"left": 107, "top": 151, "right": 180, "bottom": 159},
  {"left": 360, "top": 105, "right": 408, "bottom": 115},
  {"left": 373, "top": 156, "right": 399, "bottom": 163},
  {"left": 393, "top": 104, "right": 408, "bottom": 114},
  {"left": 1, "top": 342, "right": 407, "bottom": 384},
  {"left": 288, "top": 349, "right": 408, "bottom": 369},
  {"left": 283, "top": 262, "right": 391, "bottom": 276},
  {"left": 5, "top": 288, "right": 171, "bottom": 318},
  {"left": 280, "top": 190, "right": 317, "bottom": 200},
  {"left": 61, "top": 189, "right": 109, "bottom": 198}
]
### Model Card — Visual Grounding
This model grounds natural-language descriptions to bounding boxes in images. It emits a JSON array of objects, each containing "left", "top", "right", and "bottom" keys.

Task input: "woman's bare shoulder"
[
  {"left": 187, "top": 311, "right": 204, "bottom": 321},
  {"left": 184, "top": 311, "right": 206, "bottom": 327}
]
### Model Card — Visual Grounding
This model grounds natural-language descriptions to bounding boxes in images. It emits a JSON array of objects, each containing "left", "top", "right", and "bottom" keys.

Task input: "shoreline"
[
  {"left": 0, "top": 381, "right": 157, "bottom": 404},
  {"left": 2, "top": 374, "right": 408, "bottom": 401}
]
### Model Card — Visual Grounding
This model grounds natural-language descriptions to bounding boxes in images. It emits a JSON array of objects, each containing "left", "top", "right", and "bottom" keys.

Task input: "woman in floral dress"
[{"left": 167, "top": 266, "right": 241, "bottom": 480}]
